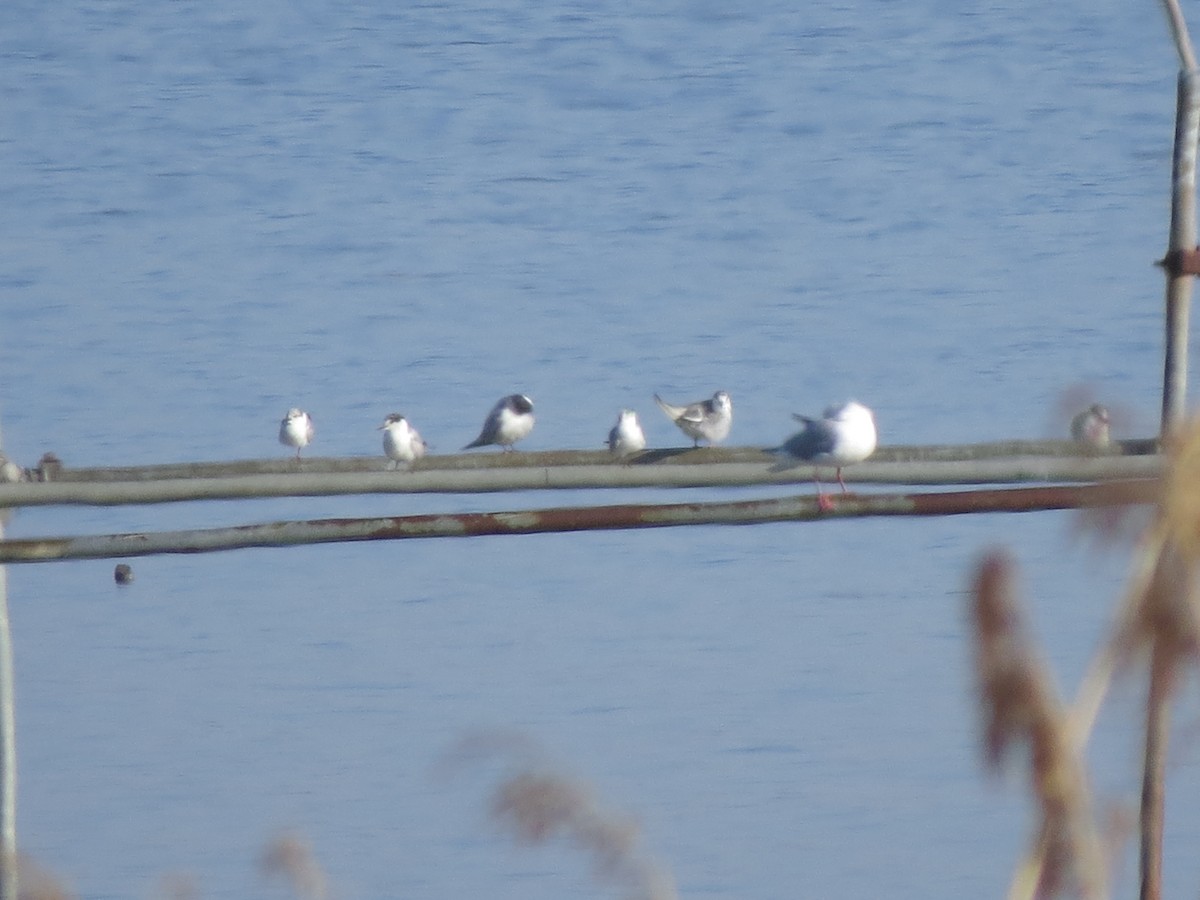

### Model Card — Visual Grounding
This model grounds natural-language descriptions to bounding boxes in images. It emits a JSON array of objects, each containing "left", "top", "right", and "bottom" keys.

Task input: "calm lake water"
[{"left": 1, "top": 1, "right": 1197, "bottom": 897}]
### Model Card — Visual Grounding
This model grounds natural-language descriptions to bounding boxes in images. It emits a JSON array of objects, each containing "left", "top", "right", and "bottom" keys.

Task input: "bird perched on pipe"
[
  {"left": 772, "top": 400, "right": 877, "bottom": 511},
  {"left": 1069, "top": 404, "right": 1111, "bottom": 450},
  {"left": 279, "top": 408, "right": 315, "bottom": 460},
  {"left": 607, "top": 409, "right": 647, "bottom": 459},
  {"left": 653, "top": 390, "right": 732, "bottom": 447},
  {"left": 379, "top": 413, "right": 427, "bottom": 468},
  {"left": 463, "top": 394, "right": 535, "bottom": 451}
]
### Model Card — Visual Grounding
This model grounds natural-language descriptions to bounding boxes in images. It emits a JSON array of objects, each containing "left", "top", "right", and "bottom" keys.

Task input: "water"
[{"left": 0, "top": 1, "right": 1195, "bottom": 897}]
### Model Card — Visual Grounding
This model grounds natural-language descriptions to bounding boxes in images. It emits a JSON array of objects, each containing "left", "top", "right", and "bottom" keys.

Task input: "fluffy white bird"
[
  {"left": 607, "top": 409, "right": 647, "bottom": 458},
  {"left": 773, "top": 400, "right": 877, "bottom": 510},
  {"left": 0, "top": 453, "right": 24, "bottom": 483},
  {"left": 279, "top": 408, "right": 315, "bottom": 460},
  {"left": 463, "top": 394, "right": 535, "bottom": 451},
  {"left": 1070, "top": 404, "right": 1111, "bottom": 450},
  {"left": 379, "top": 413, "right": 427, "bottom": 468},
  {"left": 653, "top": 390, "right": 733, "bottom": 447}
]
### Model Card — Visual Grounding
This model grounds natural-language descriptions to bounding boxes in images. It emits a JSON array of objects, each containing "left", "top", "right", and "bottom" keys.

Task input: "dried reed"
[
  {"left": 260, "top": 831, "right": 330, "bottom": 900},
  {"left": 445, "top": 732, "right": 677, "bottom": 900},
  {"left": 973, "top": 419, "right": 1200, "bottom": 899},
  {"left": 970, "top": 551, "right": 1107, "bottom": 900},
  {"left": 9, "top": 853, "right": 72, "bottom": 900},
  {"left": 154, "top": 872, "right": 198, "bottom": 900}
]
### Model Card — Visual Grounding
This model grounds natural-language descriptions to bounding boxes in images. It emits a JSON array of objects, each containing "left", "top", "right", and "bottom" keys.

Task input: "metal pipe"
[
  {"left": 15, "top": 438, "right": 1157, "bottom": 483},
  {"left": 0, "top": 457, "right": 15, "bottom": 900},
  {"left": 0, "top": 452, "right": 1163, "bottom": 509},
  {"left": 0, "top": 481, "right": 1159, "bottom": 564}
]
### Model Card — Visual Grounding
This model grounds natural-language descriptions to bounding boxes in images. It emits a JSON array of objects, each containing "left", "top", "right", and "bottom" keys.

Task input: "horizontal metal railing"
[{"left": 0, "top": 439, "right": 1163, "bottom": 508}]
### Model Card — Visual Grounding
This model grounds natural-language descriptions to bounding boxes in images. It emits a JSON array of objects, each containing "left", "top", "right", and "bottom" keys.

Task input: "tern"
[
  {"left": 279, "top": 408, "right": 315, "bottom": 460},
  {"left": 379, "top": 413, "right": 427, "bottom": 468},
  {"left": 1070, "top": 404, "right": 1111, "bottom": 449},
  {"left": 653, "top": 390, "right": 732, "bottom": 447},
  {"left": 607, "top": 409, "right": 647, "bottom": 458},
  {"left": 463, "top": 394, "right": 535, "bottom": 451}
]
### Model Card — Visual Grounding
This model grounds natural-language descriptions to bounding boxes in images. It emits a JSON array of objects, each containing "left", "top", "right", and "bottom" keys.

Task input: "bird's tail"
[{"left": 653, "top": 394, "right": 682, "bottom": 420}]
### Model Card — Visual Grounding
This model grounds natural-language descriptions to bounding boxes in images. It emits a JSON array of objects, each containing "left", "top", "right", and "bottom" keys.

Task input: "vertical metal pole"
[
  {"left": 1162, "top": 68, "right": 1200, "bottom": 436},
  {"left": 0, "top": 425, "right": 16, "bottom": 900},
  {"left": 0, "top": 516, "right": 15, "bottom": 900}
]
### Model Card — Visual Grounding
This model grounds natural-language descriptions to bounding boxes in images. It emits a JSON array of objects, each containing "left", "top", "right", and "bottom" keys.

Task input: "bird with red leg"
[{"left": 772, "top": 400, "right": 877, "bottom": 512}]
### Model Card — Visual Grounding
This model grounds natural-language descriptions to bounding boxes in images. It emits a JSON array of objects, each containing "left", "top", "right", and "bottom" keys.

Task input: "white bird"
[
  {"left": 463, "top": 394, "right": 535, "bottom": 451},
  {"left": 0, "top": 453, "right": 25, "bottom": 483},
  {"left": 379, "top": 413, "right": 427, "bottom": 468},
  {"left": 279, "top": 408, "right": 315, "bottom": 460},
  {"left": 1070, "top": 404, "right": 1111, "bottom": 449},
  {"left": 773, "top": 400, "right": 877, "bottom": 510},
  {"left": 653, "top": 390, "right": 733, "bottom": 447},
  {"left": 607, "top": 409, "right": 647, "bottom": 458}
]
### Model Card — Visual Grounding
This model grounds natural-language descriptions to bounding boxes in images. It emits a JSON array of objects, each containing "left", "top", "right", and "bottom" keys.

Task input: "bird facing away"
[
  {"left": 1070, "top": 403, "right": 1111, "bottom": 450},
  {"left": 773, "top": 400, "right": 877, "bottom": 510},
  {"left": 607, "top": 409, "right": 647, "bottom": 458},
  {"left": 463, "top": 394, "right": 535, "bottom": 451},
  {"left": 653, "top": 390, "right": 733, "bottom": 447},
  {"left": 279, "top": 408, "right": 315, "bottom": 460},
  {"left": 379, "top": 413, "right": 427, "bottom": 468}
]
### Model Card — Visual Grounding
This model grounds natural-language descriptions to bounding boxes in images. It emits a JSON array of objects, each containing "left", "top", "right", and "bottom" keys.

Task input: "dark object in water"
[{"left": 114, "top": 563, "right": 134, "bottom": 585}]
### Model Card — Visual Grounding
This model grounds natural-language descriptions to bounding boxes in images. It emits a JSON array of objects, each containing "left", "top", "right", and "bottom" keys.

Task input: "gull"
[
  {"left": 607, "top": 409, "right": 647, "bottom": 458},
  {"left": 379, "top": 413, "right": 427, "bottom": 468},
  {"left": 463, "top": 394, "right": 535, "bottom": 451},
  {"left": 653, "top": 390, "right": 732, "bottom": 447},
  {"left": 279, "top": 408, "right": 315, "bottom": 460},
  {"left": 1070, "top": 404, "right": 1111, "bottom": 449},
  {"left": 773, "top": 400, "right": 877, "bottom": 511}
]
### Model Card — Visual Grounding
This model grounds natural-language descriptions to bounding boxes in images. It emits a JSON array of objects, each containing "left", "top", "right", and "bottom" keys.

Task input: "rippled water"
[{"left": 0, "top": 1, "right": 1194, "bottom": 897}]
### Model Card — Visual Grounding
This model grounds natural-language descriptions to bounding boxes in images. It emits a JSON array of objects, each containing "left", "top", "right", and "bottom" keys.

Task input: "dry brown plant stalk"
[
  {"left": 971, "top": 551, "right": 1107, "bottom": 900},
  {"left": 260, "top": 831, "right": 331, "bottom": 900},
  {"left": 154, "top": 872, "right": 199, "bottom": 900},
  {"left": 447, "top": 732, "right": 677, "bottom": 900},
  {"left": 972, "top": 420, "right": 1200, "bottom": 900},
  {"left": 1072, "top": 419, "right": 1200, "bottom": 736},
  {"left": 8, "top": 853, "right": 74, "bottom": 900}
]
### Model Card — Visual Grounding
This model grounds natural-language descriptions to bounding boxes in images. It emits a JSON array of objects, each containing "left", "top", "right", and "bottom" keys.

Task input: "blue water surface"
[{"left": 0, "top": 1, "right": 1196, "bottom": 897}]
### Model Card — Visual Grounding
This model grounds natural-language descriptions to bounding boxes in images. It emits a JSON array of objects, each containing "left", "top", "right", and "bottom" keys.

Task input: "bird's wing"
[
  {"left": 779, "top": 419, "right": 836, "bottom": 460},
  {"left": 463, "top": 409, "right": 501, "bottom": 448},
  {"left": 676, "top": 401, "right": 708, "bottom": 424}
]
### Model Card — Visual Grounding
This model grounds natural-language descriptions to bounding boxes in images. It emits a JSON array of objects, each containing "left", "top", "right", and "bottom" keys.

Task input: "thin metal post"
[
  {"left": 1161, "top": 67, "right": 1200, "bottom": 435},
  {"left": 0, "top": 450, "right": 16, "bottom": 900},
  {"left": 0, "top": 526, "right": 14, "bottom": 900}
]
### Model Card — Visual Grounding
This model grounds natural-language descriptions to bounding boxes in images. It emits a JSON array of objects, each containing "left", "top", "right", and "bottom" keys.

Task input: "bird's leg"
[
  {"left": 837, "top": 467, "right": 848, "bottom": 493},
  {"left": 813, "top": 473, "right": 834, "bottom": 512}
]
